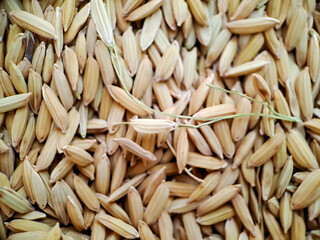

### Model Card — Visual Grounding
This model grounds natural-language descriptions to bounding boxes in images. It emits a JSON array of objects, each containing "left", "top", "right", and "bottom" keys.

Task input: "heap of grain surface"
[{"left": 0, "top": 0, "right": 319, "bottom": 239}]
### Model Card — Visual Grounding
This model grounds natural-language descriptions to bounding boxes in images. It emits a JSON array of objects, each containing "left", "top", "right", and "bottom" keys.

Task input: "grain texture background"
[{"left": 0, "top": 0, "right": 319, "bottom": 239}]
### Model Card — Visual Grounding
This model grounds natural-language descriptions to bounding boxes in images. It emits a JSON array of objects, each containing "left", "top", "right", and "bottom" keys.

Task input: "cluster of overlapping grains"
[{"left": 0, "top": 0, "right": 320, "bottom": 239}]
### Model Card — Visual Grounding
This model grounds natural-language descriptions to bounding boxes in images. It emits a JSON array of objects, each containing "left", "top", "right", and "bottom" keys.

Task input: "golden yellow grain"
[
  {"left": 225, "top": 218, "right": 240, "bottom": 239},
  {"left": 138, "top": 220, "right": 156, "bottom": 240},
  {"left": 64, "top": 3, "right": 90, "bottom": 44},
  {"left": 170, "top": 198, "right": 200, "bottom": 215},
  {"left": 129, "top": 119, "right": 178, "bottom": 134},
  {"left": 140, "top": 9, "right": 162, "bottom": 51},
  {"left": 62, "top": 0, "right": 75, "bottom": 32},
  {"left": 213, "top": 120, "right": 235, "bottom": 159},
  {"left": 262, "top": 207, "right": 285, "bottom": 240},
  {"left": 20, "top": 158, "right": 34, "bottom": 205},
  {"left": 176, "top": 128, "right": 189, "bottom": 173},
  {"left": 187, "top": 125, "right": 212, "bottom": 155},
  {"left": 0, "top": 92, "right": 31, "bottom": 113},
  {"left": 165, "top": 181, "right": 196, "bottom": 198},
  {"left": 186, "top": 0, "right": 208, "bottom": 26},
  {"left": 291, "top": 169, "right": 320, "bottom": 210},
  {"left": 188, "top": 171, "right": 220, "bottom": 202},
  {"left": 123, "top": 0, "right": 144, "bottom": 16},
  {"left": 11, "top": 105, "right": 28, "bottom": 147},
  {"left": 62, "top": 145, "right": 93, "bottom": 167},
  {"left": 234, "top": 33, "right": 265, "bottom": 66},
  {"left": 35, "top": 101, "right": 52, "bottom": 142},
  {"left": 64, "top": 46, "right": 78, "bottom": 91},
  {"left": 107, "top": 101, "right": 125, "bottom": 134},
  {"left": 143, "top": 181, "right": 169, "bottom": 224},
  {"left": 97, "top": 194, "right": 131, "bottom": 225},
  {"left": 304, "top": 119, "right": 320, "bottom": 134},
  {"left": 123, "top": 26, "right": 139, "bottom": 76},
  {"left": 226, "top": 17, "right": 279, "bottom": 34},
  {"left": 206, "top": 29, "right": 232, "bottom": 67},
  {"left": 44, "top": 5, "right": 55, "bottom": 24},
  {"left": 73, "top": 174, "right": 100, "bottom": 212},
  {"left": 97, "top": 214, "right": 139, "bottom": 239},
  {"left": 231, "top": 98, "right": 251, "bottom": 141},
  {"left": 6, "top": 219, "right": 50, "bottom": 232},
  {"left": 0, "top": 139, "right": 9, "bottom": 153},
  {"left": 42, "top": 84, "right": 69, "bottom": 132},
  {"left": 197, "top": 205, "right": 235, "bottom": 226},
  {"left": 280, "top": 191, "right": 292, "bottom": 233},
  {"left": 132, "top": 55, "right": 153, "bottom": 99},
  {"left": 34, "top": 126, "right": 59, "bottom": 171},
  {"left": 114, "top": 0, "right": 129, "bottom": 33},
  {"left": 285, "top": 6, "right": 307, "bottom": 51},
  {"left": 274, "top": 86, "right": 292, "bottom": 130},
  {"left": 153, "top": 81, "right": 173, "bottom": 111},
  {"left": 197, "top": 184, "right": 241, "bottom": 216},
  {"left": 66, "top": 196, "right": 85, "bottom": 232},
  {"left": 155, "top": 41, "right": 179, "bottom": 81},
  {"left": 296, "top": 23, "right": 308, "bottom": 67},
  {"left": 26, "top": 161, "right": 47, "bottom": 209},
  {"left": 291, "top": 212, "right": 306, "bottom": 240},
  {"left": 182, "top": 211, "right": 203, "bottom": 239},
  {"left": 252, "top": 73, "right": 271, "bottom": 101},
  {"left": 195, "top": 9, "right": 213, "bottom": 47},
  {"left": 247, "top": 127, "right": 285, "bottom": 167},
  {"left": 189, "top": 74, "right": 213, "bottom": 115},
  {"left": 10, "top": 11, "right": 56, "bottom": 39},
  {"left": 114, "top": 137, "right": 156, "bottom": 164},
  {"left": 193, "top": 104, "right": 235, "bottom": 119},
  {"left": 28, "top": 69, "right": 42, "bottom": 113},
  {"left": 107, "top": 85, "right": 151, "bottom": 116},
  {"left": 0, "top": 186, "right": 34, "bottom": 213},
  {"left": 95, "top": 154, "right": 110, "bottom": 195},
  {"left": 219, "top": 36, "right": 238, "bottom": 76},
  {"left": 108, "top": 173, "right": 146, "bottom": 202},
  {"left": 76, "top": 31, "right": 87, "bottom": 74},
  {"left": 0, "top": 67, "right": 16, "bottom": 97},
  {"left": 233, "top": 129, "right": 257, "bottom": 169},
  {"left": 44, "top": 223, "right": 61, "bottom": 240},
  {"left": 286, "top": 129, "right": 319, "bottom": 170},
  {"left": 17, "top": 58, "right": 31, "bottom": 81},
  {"left": 231, "top": 0, "right": 259, "bottom": 20},
  {"left": 49, "top": 157, "right": 74, "bottom": 184},
  {"left": 52, "top": 64, "right": 74, "bottom": 111},
  {"left": 6, "top": 24, "right": 23, "bottom": 51},
  {"left": 91, "top": 210, "right": 107, "bottom": 239},
  {"left": 57, "top": 108, "right": 79, "bottom": 153},
  {"left": 158, "top": 211, "right": 174, "bottom": 240},
  {"left": 4, "top": 33, "right": 25, "bottom": 71},
  {"left": 6, "top": 231, "right": 48, "bottom": 240},
  {"left": 295, "top": 67, "right": 313, "bottom": 121},
  {"left": 187, "top": 152, "right": 227, "bottom": 171},
  {"left": 142, "top": 166, "right": 166, "bottom": 204},
  {"left": 261, "top": 159, "right": 274, "bottom": 201},
  {"left": 83, "top": 56, "right": 100, "bottom": 106},
  {"left": 275, "top": 157, "right": 293, "bottom": 199},
  {"left": 172, "top": 0, "right": 188, "bottom": 27},
  {"left": 264, "top": 28, "right": 280, "bottom": 59},
  {"left": 9, "top": 60, "right": 27, "bottom": 94},
  {"left": 126, "top": 0, "right": 163, "bottom": 22},
  {"left": 223, "top": 60, "right": 269, "bottom": 77},
  {"left": 215, "top": 165, "right": 240, "bottom": 192}
]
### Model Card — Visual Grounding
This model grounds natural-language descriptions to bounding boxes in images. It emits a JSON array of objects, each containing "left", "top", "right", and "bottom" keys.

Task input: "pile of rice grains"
[{"left": 1, "top": 0, "right": 320, "bottom": 239}]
